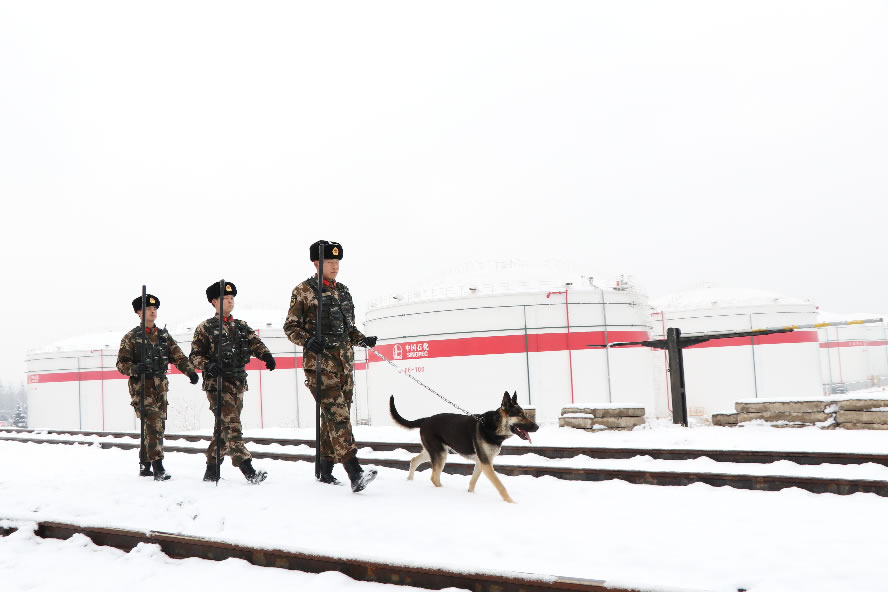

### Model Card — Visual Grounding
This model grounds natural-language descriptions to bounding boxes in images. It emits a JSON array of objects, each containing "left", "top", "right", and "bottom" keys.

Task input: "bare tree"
[{"left": 0, "top": 380, "right": 26, "bottom": 423}]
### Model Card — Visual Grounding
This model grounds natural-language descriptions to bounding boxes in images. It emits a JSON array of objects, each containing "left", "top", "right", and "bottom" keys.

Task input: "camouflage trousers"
[
  {"left": 130, "top": 379, "right": 167, "bottom": 463},
  {"left": 305, "top": 348, "right": 357, "bottom": 463},
  {"left": 134, "top": 406, "right": 166, "bottom": 463},
  {"left": 205, "top": 382, "right": 252, "bottom": 468}
]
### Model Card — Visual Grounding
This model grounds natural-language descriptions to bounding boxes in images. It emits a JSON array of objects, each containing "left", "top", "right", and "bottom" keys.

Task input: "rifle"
[
  {"left": 315, "top": 246, "right": 324, "bottom": 479},
  {"left": 139, "top": 285, "right": 146, "bottom": 473},
  {"left": 215, "top": 279, "right": 224, "bottom": 486}
]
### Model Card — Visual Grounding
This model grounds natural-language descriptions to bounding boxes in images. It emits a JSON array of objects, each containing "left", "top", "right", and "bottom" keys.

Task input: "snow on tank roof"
[
  {"left": 369, "top": 276, "right": 644, "bottom": 310},
  {"left": 31, "top": 331, "right": 122, "bottom": 353},
  {"left": 368, "top": 259, "right": 645, "bottom": 310},
  {"left": 650, "top": 287, "right": 812, "bottom": 312},
  {"left": 30, "top": 309, "right": 287, "bottom": 354}
]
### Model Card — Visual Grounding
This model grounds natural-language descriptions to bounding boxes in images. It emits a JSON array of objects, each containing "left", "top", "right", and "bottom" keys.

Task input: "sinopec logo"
[{"left": 392, "top": 344, "right": 403, "bottom": 359}]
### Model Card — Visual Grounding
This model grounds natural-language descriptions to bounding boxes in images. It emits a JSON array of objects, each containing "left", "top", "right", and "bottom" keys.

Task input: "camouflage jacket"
[
  {"left": 283, "top": 277, "right": 365, "bottom": 349},
  {"left": 116, "top": 326, "right": 194, "bottom": 397},
  {"left": 284, "top": 277, "right": 365, "bottom": 378},
  {"left": 189, "top": 316, "right": 271, "bottom": 392}
]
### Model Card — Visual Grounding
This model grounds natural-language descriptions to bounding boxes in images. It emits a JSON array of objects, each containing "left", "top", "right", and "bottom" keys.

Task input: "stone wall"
[
  {"left": 712, "top": 397, "right": 888, "bottom": 429},
  {"left": 558, "top": 405, "right": 645, "bottom": 431}
]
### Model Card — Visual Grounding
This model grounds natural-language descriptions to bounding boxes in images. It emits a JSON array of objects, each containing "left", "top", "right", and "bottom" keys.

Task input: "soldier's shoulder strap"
[{"left": 192, "top": 318, "right": 215, "bottom": 337}]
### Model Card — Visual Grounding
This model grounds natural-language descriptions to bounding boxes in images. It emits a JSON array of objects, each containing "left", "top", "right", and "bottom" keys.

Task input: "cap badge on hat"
[
  {"left": 332, "top": 247, "right": 339, "bottom": 256},
  {"left": 149, "top": 297, "right": 156, "bottom": 304},
  {"left": 225, "top": 284, "right": 233, "bottom": 292}
]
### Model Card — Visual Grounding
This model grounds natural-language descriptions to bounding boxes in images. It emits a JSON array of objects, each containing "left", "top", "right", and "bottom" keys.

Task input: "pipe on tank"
[
  {"left": 602, "top": 289, "right": 612, "bottom": 403},
  {"left": 654, "top": 310, "right": 672, "bottom": 415},
  {"left": 749, "top": 314, "right": 759, "bottom": 398},
  {"left": 522, "top": 305, "right": 532, "bottom": 406},
  {"left": 546, "top": 289, "right": 575, "bottom": 404}
]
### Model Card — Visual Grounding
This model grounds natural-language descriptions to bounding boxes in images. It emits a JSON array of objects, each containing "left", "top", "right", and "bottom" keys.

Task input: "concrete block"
[
  {"left": 712, "top": 413, "right": 739, "bottom": 426},
  {"left": 559, "top": 416, "right": 645, "bottom": 429},
  {"left": 590, "top": 416, "right": 645, "bottom": 428},
  {"left": 560, "top": 406, "right": 644, "bottom": 417},
  {"left": 837, "top": 399, "right": 888, "bottom": 412},
  {"left": 737, "top": 412, "right": 830, "bottom": 424},
  {"left": 836, "top": 410, "right": 888, "bottom": 424},
  {"left": 591, "top": 407, "right": 645, "bottom": 418},
  {"left": 559, "top": 416, "right": 594, "bottom": 429},
  {"left": 838, "top": 422, "right": 888, "bottom": 430},
  {"left": 735, "top": 401, "right": 829, "bottom": 413}
]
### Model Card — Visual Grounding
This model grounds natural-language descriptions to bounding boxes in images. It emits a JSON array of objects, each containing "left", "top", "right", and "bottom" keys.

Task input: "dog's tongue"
[{"left": 517, "top": 427, "right": 532, "bottom": 444}]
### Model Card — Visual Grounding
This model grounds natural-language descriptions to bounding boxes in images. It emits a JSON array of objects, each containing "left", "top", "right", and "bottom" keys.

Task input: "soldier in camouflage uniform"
[
  {"left": 189, "top": 281, "right": 276, "bottom": 484},
  {"left": 116, "top": 294, "right": 199, "bottom": 481},
  {"left": 284, "top": 240, "right": 378, "bottom": 493}
]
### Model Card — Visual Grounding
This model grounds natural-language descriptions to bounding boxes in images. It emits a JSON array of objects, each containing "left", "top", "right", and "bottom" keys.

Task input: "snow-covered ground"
[{"left": 3, "top": 421, "right": 888, "bottom": 592}]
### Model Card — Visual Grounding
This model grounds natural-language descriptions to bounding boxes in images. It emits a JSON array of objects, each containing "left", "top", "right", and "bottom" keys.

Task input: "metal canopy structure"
[{"left": 590, "top": 319, "right": 884, "bottom": 426}]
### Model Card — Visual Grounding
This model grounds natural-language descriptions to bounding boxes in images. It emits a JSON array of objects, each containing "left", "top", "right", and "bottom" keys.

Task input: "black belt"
[{"left": 220, "top": 369, "right": 247, "bottom": 378}]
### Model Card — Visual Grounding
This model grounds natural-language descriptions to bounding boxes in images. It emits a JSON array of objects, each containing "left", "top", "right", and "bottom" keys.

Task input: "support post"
[{"left": 666, "top": 328, "right": 688, "bottom": 426}]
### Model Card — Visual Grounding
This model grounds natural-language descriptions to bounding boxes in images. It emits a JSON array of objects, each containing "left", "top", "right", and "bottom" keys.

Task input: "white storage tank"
[
  {"left": 362, "top": 278, "right": 658, "bottom": 425},
  {"left": 24, "top": 310, "right": 367, "bottom": 432},
  {"left": 649, "top": 288, "right": 822, "bottom": 417}
]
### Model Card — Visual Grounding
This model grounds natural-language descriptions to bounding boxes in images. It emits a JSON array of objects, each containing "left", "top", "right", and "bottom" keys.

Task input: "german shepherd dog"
[{"left": 389, "top": 391, "right": 539, "bottom": 503}]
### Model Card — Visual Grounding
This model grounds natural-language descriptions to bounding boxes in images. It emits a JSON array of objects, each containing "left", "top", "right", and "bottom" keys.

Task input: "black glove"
[
  {"left": 130, "top": 363, "right": 150, "bottom": 377},
  {"left": 358, "top": 336, "right": 377, "bottom": 348},
  {"left": 204, "top": 363, "right": 221, "bottom": 378},
  {"left": 305, "top": 336, "right": 325, "bottom": 354},
  {"left": 187, "top": 371, "right": 200, "bottom": 384},
  {"left": 262, "top": 353, "right": 276, "bottom": 371}
]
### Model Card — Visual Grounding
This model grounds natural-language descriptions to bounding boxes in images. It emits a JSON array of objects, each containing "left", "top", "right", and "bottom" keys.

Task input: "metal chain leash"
[{"left": 366, "top": 347, "right": 482, "bottom": 422}]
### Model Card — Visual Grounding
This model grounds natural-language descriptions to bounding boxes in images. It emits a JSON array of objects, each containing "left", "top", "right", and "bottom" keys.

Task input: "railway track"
[
  {"left": 3, "top": 429, "right": 888, "bottom": 497},
  {"left": 6, "top": 426, "right": 888, "bottom": 466},
  {"left": 0, "top": 519, "right": 625, "bottom": 592}
]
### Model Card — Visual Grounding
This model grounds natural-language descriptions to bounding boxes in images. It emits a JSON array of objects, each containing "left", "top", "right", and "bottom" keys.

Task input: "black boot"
[
  {"left": 152, "top": 459, "right": 171, "bottom": 481},
  {"left": 343, "top": 456, "right": 377, "bottom": 493},
  {"left": 239, "top": 459, "right": 267, "bottom": 484},
  {"left": 318, "top": 458, "right": 341, "bottom": 485},
  {"left": 139, "top": 462, "right": 153, "bottom": 477},
  {"left": 203, "top": 459, "right": 222, "bottom": 482}
]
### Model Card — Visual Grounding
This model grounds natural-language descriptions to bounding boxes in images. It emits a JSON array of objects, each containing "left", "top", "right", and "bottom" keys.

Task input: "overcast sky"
[{"left": 1, "top": 1, "right": 886, "bottom": 384}]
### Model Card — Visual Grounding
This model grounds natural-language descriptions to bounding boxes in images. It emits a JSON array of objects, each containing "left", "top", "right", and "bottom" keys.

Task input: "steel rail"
[
  {"left": 4, "top": 434, "right": 888, "bottom": 497},
  {"left": 0, "top": 520, "right": 621, "bottom": 592},
  {"left": 4, "top": 427, "right": 888, "bottom": 466}
]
